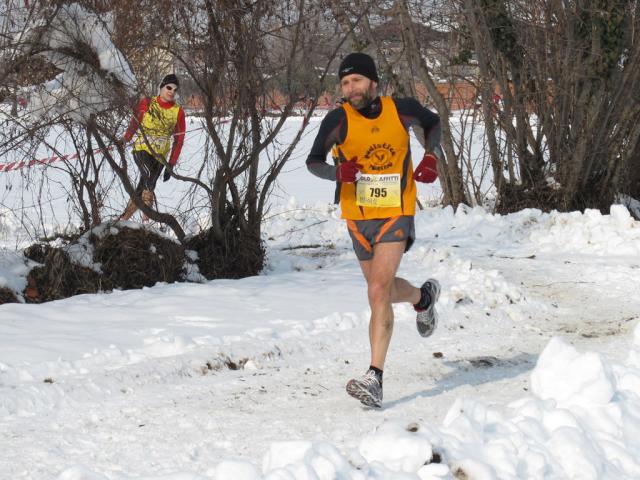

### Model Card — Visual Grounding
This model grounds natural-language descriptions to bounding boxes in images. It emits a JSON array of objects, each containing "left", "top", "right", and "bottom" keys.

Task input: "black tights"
[{"left": 132, "top": 150, "right": 163, "bottom": 194}]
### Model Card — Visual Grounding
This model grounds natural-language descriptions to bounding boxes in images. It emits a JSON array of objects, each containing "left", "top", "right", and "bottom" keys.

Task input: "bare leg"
[
  {"left": 358, "top": 241, "right": 421, "bottom": 370},
  {"left": 140, "top": 189, "right": 155, "bottom": 222},
  {"left": 120, "top": 198, "right": 138, "bottom": 221}
]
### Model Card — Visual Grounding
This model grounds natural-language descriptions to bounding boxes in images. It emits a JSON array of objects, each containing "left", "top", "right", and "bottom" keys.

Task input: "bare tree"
[
  {"left": 326, "top": 0, "right": 470, "bottom": 207},
  {"left": 331, "top": 0, "right": 640, "bottom": 213},
  {"left": 461, "top": 0, "right": 640, "bottom": 213},
  {"left": 1, "top": 2, "right": 138, "bottom": 241},
  {"left": 88, "top": 0, "right": 351, "bottom": 277},
  {"left": 2, "top": 0, "right": 352, "bottom": 278},
  {"left": 396, "top": 0, "right": 469, "bottom": 207}
]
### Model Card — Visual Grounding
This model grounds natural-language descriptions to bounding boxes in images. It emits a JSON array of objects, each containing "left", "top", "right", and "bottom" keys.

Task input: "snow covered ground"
[
  {"left": 2, "top": 198, "right": 640, "bottom": 479},
  {"left": 4, "top": 7, "right": 639, "bottom": 477},
  {"left": 2, "top": 108, "right": 640, "bottom": 479}
]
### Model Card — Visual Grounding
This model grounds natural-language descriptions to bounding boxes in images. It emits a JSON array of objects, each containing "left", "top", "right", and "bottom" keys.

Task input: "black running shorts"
[
  {"left": 346, "top": 215, "right": 415, "bottom": 261},
  {"left": 133, "top": 150, "right": 163, "bottom": 193}
]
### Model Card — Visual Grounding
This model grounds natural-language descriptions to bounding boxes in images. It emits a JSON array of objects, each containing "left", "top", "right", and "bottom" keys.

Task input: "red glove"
[
  {"left": 336, "top": 157, "right": 363, "bottom": 183},
  {"left": 414, "top": 153, "right": 439, "bottom": 183}
]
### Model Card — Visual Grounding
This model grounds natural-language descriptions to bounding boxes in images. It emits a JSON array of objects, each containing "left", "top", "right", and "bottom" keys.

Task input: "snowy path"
[
  {"left": 2, "top": 206, "right": 640, "bottom": 479},
  {"left": 2, "top": 256, "right": 638, "bottom": 478},
  {"left": 479, "top": 254, "right": 639, "bottom": 342}
]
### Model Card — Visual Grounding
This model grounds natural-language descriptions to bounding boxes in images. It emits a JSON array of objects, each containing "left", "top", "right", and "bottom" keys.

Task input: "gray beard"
[{"left": 348, "top": 90, "right": 374, "bottom": 110}]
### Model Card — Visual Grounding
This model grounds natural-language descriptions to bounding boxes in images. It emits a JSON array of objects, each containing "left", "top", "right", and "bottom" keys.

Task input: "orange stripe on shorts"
[
  {"left": 375, "top": 216, "right": 400, "bottom": 243},
  {"left": 347, "top": 220, "right": 372, "bottom": 253}
]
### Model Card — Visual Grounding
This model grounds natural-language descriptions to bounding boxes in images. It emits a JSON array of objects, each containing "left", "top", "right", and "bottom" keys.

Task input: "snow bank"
[
  {"left": 2, "top": 202, "right": 640, "bottom": 479},
  {"left": 413, "top": 204, "right": 640, "bottom": 257},
  {"left": 529, "top": 206, "right": 640, "bottom": 256},
  {"left": 0, "top": 248, "right": 30, "bottom": 294},
  {"left": 24, "top": 3, "right": 136, "bottom": 123},
  {"left": 41, "top": 300, "right": 640, "bottom": 479},
  {"left": 203, "top": 329, "right": 640, "bottom": 480}
]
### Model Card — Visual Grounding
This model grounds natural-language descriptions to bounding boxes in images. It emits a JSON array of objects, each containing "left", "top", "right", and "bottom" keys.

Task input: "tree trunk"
[{"left": 397, "top": 0, "right": 468, "bottom": 207}]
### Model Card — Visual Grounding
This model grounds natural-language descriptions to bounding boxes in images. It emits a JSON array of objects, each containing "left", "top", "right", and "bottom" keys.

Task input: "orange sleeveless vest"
[{"left": 337, "top": 96, "right": 416, "bottom": 220}]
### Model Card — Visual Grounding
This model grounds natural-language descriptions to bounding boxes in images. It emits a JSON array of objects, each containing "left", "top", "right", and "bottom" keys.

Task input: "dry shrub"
[
  {"left": 24, "top": 245, "right": 102, "bottom": 303},
  {"left": 22, "top": 225, "right": 187, "bottom": 302},
  {"left": 93, "top": 227, "right": 185, "bottom": 290},
  {"left": 186, "top": 227, "right": 265, "bottom": 280},
  {"left": 496, "top": 183, "right": 562, "bottom": 215},
  {"left": 0, "top": 286, "right": 19, "bottom": 305},
  {"left": 20, "top": 222, "right": 264, "bottom": 303}
]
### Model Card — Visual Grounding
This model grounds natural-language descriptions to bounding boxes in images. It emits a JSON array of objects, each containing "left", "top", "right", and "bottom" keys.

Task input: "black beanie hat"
[
  {"left": 338, "top": 53, "right": 379, "bottom": 82},
  {"left": 159, "top": 74, "right": 179, "bottom": 89}
]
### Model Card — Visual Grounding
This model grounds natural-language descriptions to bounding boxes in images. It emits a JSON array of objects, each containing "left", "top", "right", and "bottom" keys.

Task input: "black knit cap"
[
  {"left": 159, "top": 73, "right": 179, "bottom": 89},
  {"left": 338, "top": 53, "right": 379, "bottom": 82}
]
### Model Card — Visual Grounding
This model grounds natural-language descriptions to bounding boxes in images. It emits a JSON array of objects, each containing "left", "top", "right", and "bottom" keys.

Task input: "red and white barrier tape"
[
  {"left": 0, "top": 146, "right": 114, "bottom": 173},
  {"left": 0, "top": 120, "right": 253, "bottom": 174},
  {"left": 0, "top": 125, "right": 212, "bottom": 174}
]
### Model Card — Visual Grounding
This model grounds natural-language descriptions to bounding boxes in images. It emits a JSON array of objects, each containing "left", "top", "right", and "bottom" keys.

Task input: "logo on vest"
[
  {"left": 371, "top": 126, "right": 380, "bottom": 134},
  {"left": 364, "top": 142, "right": 396, "bottom": 171}
]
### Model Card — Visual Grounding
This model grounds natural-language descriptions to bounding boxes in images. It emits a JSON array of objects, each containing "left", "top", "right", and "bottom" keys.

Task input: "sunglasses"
[{"left": 164, "top": 85, "right": 178, "bottom": 92}]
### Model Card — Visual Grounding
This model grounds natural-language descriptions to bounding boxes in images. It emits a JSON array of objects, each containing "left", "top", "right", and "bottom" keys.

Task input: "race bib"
[
  {"left": 145, "top": 134, "right": 170, "bottom": 149},
  {"left": 356, "top": 174, "right": 401, "bottom": 207}
]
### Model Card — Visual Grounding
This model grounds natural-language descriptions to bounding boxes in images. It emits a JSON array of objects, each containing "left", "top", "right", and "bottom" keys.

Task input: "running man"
[
  {"left": 120, "top": 73, "right": 185, "bottom": 221},
  {"left": 306, "top": 52, "right": 442, "bottom": 407}
]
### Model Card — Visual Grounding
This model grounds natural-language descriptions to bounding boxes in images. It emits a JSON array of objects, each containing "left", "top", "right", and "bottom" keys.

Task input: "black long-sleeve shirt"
[{"left": 306, "top": 96, "right": 441, "bottom": 181}]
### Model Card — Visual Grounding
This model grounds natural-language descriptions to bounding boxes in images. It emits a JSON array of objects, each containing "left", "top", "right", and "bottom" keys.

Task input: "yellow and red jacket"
[{"left": 124, "top": 96, "right": 186, "bottom": 166}]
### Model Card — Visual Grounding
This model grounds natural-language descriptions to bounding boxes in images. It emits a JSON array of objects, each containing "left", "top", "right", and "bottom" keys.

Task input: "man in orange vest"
[
  {"left": 120, "top": 74, "right": 186, "bottom": 221},
  {"left": 307, "top": 53, "right": 442, "bottom": 407}
]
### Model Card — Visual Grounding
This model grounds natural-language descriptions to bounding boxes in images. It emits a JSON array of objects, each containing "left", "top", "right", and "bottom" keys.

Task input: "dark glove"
[
  {"left": 414, "top": 153, "right": 438, "bottom": 183},
  {"left": 163, "top": 165, "right": 172, "bottom": 182},
  {"left": 336, "top": 157, "right": 363, "bottom": 183}
]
